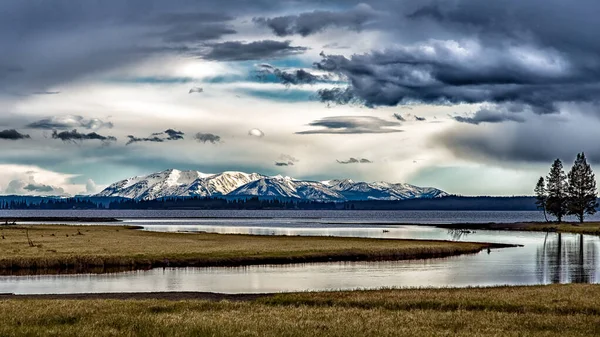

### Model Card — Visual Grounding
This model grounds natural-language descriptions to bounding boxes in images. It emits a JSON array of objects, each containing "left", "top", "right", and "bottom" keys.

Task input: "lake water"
[
  {"left": 4, "top": 209, "right": 600, "bottom": 224},
  {"left": 1, "top": 216, "right": 598, "bottom": 294}
]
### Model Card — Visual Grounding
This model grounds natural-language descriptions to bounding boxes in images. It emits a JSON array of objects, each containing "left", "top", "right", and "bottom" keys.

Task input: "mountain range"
[{"left": 96, "top": 169, "right": 447, "bottom": 201}]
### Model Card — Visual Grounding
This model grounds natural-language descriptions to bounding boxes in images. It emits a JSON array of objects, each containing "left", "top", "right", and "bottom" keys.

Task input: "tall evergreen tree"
[
  {"left": 534, "top": 176, "right": 549, "bottom": 222},
  {"left": 567, "top": 153, "right": 598, "bottom": 222},
  {"left": 546, "top": 158, "right": 568, "bottom": 222}
]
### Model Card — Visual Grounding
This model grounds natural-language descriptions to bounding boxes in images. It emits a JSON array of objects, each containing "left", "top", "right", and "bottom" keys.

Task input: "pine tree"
[
  {"left": 534, "top": 177, "right": 548, "bottom": 222},
  {"left": 567, "top": 152, "right": 598, "bottom": 222},
  {"left": 546, "top": 158, "right": 568, "bottom": 222}
]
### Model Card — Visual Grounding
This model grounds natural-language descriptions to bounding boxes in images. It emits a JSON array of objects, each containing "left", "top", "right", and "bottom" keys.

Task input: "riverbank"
[
  {"left": 0, "top": 285, "right": 597, "bottom": 336},
  {"left": 0, "top": 225, "right": 502, "bottom": 275},
  {"left": 436, "top": 221, "right": 600, "bottom": 235}
]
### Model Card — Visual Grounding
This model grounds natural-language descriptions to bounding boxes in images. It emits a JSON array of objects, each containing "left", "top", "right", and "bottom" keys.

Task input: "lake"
[
  {"left": 4, "top": 209, "right": 600, "bottom": 224},
  {"left": 1, "top": 211, "right": 598, "bottom": 294}
]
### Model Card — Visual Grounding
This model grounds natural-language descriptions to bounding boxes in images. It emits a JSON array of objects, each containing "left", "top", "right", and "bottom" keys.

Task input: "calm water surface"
[
  {"left": 1, "top": 222, "right": 598, "bottom": 294},
  {"left": 4, "top": 209, "right": 600, "bottom": 225}
]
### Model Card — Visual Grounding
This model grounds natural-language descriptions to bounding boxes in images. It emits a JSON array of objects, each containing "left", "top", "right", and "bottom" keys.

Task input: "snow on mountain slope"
[
  {"left": 228, "top": 176, "right": 344, "bottom": 201},
  {"left": 323, "top": 180, "right": 447, "bottom": 200},
  {"left": 96, "top": 169, "right": 447, "bottom": 201},
  {"left": 96, "top": 170, "right": 262, "bottom": 200}
]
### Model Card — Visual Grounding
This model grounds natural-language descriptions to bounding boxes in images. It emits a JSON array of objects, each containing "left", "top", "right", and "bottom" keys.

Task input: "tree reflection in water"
[
  {"left": 536, "top": 233, "right": 597, "bottom": 283},
  {"left": 447, "top": 229, "right": 475, "bottom": 241}
]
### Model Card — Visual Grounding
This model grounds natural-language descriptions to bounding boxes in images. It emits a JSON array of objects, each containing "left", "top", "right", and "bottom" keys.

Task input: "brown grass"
[
  {"left": 518, "top": 222, "right": 600, "bottom": 235},
  {"left": 0, "top": 285, "right": 598, "bottom": 336},
  {"left": 0, "top": 225, "right": 492, "bottom": 274}
]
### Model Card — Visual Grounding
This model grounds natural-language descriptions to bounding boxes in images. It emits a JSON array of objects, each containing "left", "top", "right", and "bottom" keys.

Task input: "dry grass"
[
  {"left": 519, "top": 222, "right": 600, "bottom": 235},
  {"left": 0, "top": 285, "right": 599, "bottom": 336},
  {"left": 0, "top": 225, "right": 490, "bottom": 274}
]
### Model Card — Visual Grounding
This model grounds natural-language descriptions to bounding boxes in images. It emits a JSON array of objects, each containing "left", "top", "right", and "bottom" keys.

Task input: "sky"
[{"left": 1, "top": 0, "right": 600, "bottom": 197}]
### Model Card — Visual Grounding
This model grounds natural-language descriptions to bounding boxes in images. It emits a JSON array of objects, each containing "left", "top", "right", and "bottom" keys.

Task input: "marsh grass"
[
  {"left": 1, "top": 285, "right": 599, "bottom": 336},
  {"left": 520, "top": 222, "right": 600, "bottom": 235},
  {"left": 0, "top": 225, "right": 490, "bottom": 274}
]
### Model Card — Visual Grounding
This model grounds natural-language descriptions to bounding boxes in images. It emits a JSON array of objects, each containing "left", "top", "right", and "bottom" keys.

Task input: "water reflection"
[
  {"left": 536, "top": 233, "right": 597, "bottom": 284},
  {"left": 446, "top": 229, "right": 476, "bottom": 241},
  {"left": 1, "top": 226, "right": 599, "bottom": 294}
]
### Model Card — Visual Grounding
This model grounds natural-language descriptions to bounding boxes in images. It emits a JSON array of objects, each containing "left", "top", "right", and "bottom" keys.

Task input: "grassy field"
[
  {"left": 436, "top": 221, "right": 600, "bottom": 235},
  {"left": 0, "top": 285, "right": 598, "bottom": 336},
  {"left": 517, "top": 222, "right": 600, "bottom": 235},
  {"left": 0, "top": 225, "right": 495, "bottom": 274}
]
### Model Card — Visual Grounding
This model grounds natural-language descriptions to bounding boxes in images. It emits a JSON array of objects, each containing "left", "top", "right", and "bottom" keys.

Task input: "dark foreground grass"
[
  {"left": 0, "top": 225, "right": 496, "bottom": 274},
  {"left": 1, "top": 285, "right": 599, "bottom": 336}
]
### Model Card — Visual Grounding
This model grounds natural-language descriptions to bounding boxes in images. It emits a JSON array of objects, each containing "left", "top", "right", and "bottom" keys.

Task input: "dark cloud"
[
  {"left": 392, "top": 113, "right": 406, "bottom": 122},
  {"left": 24, "top": 183, "right": 55, "bottom": 193},
  {"left": 254, "top": 3, "right": 378, "bottom": 37},
  {"left": 160, "top": 23, "right": 237, "bottom": 43},
  {"left": 194, "top": 132, "right": 221, "bottom": 144},
  {"left": 313, "top": 0, "right": 600, "bottom": 113},
  {"left": 255, "top": 64, "right": 328, "bottom": 86},
  {"left": 296, "top": 116, "right": 402, "bottom": 134},
  {"left": 202, "top": 40, "right": 307, "bottom": 61},
  {"left": 27, "top": 115, "right": 113, "bottom": 130},
  {"left": 163, "top": 129, "right": 185, "bottom": 140},
  {"left": 0, "top": 1, "right": 330, "bottom": 93},
  {"left": 5, "top": 178, "right": 66, "bottom": 196},
  {"left": 453, "top": 105, "right": 527, "bottom": 125},
  {"left": 151, "top": 12, "right": 234, "bottom": 24},
  {"left": 126, "top": 136, "right": 164, "bottom": 145},
  {"left": 51, "top": 129, "right": 117, "bottom": 143},
  {"left": 337, "top": 158, "right": 372, "bottom": 164},
  {"left": 0, "top": 129, "right": 30, "bottom": 140},
  {"left": 432, "top": 112, "right": 600, "bottom": 164},
  {"left": 127, "top": 129, "right": 184, "bottom": 145}
]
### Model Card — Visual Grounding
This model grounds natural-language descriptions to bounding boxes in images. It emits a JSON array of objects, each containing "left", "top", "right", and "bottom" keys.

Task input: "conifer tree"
[
  {"left": 546, "top": 158, "right": 568, "bottom": 222},
  {"left": 567, "top": 152, "right": 598, "bottom": 222},
  {"left": 534, "top": 176, "right": 548, "bottom": 222}
]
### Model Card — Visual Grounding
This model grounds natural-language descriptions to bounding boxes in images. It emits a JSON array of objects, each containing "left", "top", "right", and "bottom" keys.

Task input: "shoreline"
[{"left": 0, "top": 225, "right": 508, "bottom": 276}]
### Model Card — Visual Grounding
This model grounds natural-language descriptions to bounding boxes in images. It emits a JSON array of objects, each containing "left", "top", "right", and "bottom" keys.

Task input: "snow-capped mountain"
[
  {"left": 228, "top": 176, "right": 344, "bottom": 201},
  {"left": 96, "top": 169, "right": 263, "bottom": 200},
  {"left": 324, "top": 179, "right": 447, "bottom": 200},
  {"left": 96, "top": 169, "right": 447, "bottom": 201}
]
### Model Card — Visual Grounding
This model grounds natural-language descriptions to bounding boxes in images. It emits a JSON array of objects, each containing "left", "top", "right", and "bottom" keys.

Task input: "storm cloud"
[
  {"left": 0, "top": 129, "right": 30, "bottom": 140},
  {"left": 255, "top": 64, "right": 329, "bottom": 86},
  {"left": 254, "top": 3, "right": 378, "bottom": 37},
  {"left": 297, "top": 116, "right": 402, "bottom": 134},
  {"left": 310, "top": 0, "right": 600, "bottom": 117},
  {"left": 51, "top": 129, "right": 117, "bottom": 143},
  {"left": 202, "top": 40, "right": 307, "bottom": 61},
  {"left": 432, "top": 112, "right": 600, "bottom": 164},
  {"left": 453, "top": 105, "right": 528, "bottom": 125}
]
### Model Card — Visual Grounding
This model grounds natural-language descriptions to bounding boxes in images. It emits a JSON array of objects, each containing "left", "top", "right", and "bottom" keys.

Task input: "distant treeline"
[{"left": 0, "top": 195, "right": 543, "bottom": 211}]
